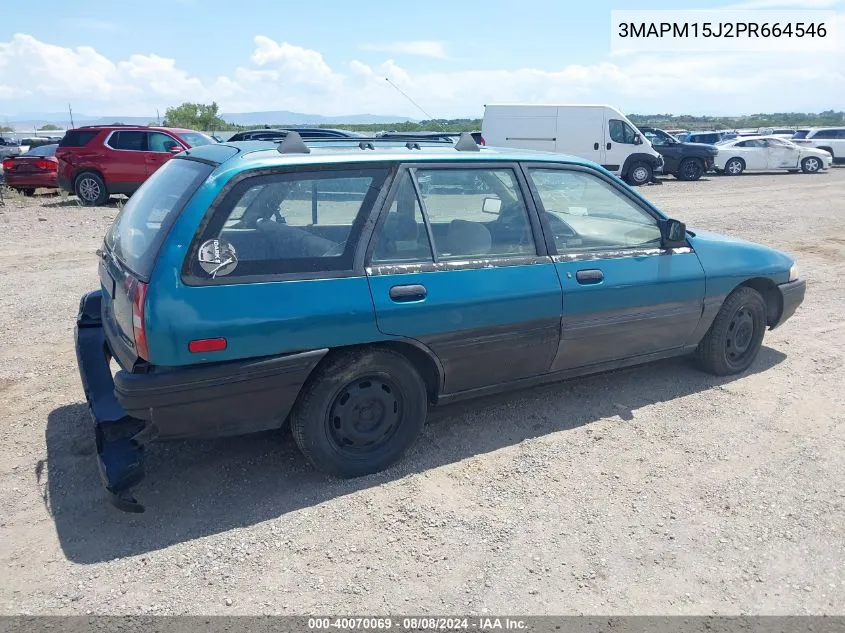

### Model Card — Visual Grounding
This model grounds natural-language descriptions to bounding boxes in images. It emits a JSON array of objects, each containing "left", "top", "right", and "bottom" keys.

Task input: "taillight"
[
  {"left": 131, "top": 280, "right": 150, "bottom": 361},
  {"left": 35, "top": 159, "right": 56, "bottom": 171},
  {"left": 2, "top": 159, "right": 14, "bottom": 171},
  {"left": 479, "top": 135, "right": 486, "bottom": 146}
]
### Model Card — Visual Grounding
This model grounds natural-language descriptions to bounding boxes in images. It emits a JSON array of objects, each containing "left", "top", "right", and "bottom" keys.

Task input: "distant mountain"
[{"left": 2, "top": 110, "right": 416, "bottom": 131}]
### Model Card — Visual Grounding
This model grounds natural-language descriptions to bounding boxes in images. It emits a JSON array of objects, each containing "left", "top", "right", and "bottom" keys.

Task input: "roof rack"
[{"left": 275, "top": 131, "right": 481, "bottom": 154}]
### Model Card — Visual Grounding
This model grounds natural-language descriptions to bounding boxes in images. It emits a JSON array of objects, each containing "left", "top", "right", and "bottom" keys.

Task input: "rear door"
[
  {"left": 556, "top": 107, "right": 607, "bottom": 167},
  {"left": 524, "top": 163, "right": 705, "bottom": 370},
  {"left": 366, "top": 164, "right": 562, "bottom": 395},
  {"left": 103, "top": 130, "right": 149, "bottom": 189}
]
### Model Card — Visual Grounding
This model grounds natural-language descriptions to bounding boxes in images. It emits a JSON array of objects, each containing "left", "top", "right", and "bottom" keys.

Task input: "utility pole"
[
  {"left": 68, "top": 103, "right": 75, "bottom": 129},
  {"left": 156, "top": 108, "right": 161, "bottom": 125}
]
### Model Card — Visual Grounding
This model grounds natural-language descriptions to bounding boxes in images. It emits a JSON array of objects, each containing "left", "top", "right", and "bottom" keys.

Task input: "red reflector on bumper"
[{"left": 188, "top": 338, "right": 227, "bottom": 353}]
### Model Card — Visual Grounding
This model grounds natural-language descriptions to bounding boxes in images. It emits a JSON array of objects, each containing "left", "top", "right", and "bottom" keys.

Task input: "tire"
[
  {"left": 724, "top": 157, "right": 745, "bottom": 176},
  {"left": 677, "top": 158, "right": 704, "bottom": 181},
  {"left": 20, "top": 188, "right": 35, "bottom": 197},
  {"left": 801, "top": 156, "right": 823, "bottom": 173},
  {"left": 695, "top": 286, "right": 767, "bottom": 376},
  {"left": 290, "top": 347, "right": 428, "bottom": 478},
  {"left": 625, "top": 162, "right": 653, "bottom": 186},
  {"left": 74, "top": 171, "right": 108, "bottom": 206}
]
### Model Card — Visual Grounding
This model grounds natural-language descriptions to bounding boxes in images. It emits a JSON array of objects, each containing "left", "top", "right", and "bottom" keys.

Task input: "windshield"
[
  {"left": 715, "top": 138, "right": 735, "bottom": 146},
  {"left": 178, "top": 132, "right": 216, "bottom": 147},
  {"left": 792, "top": 130, "right": 810, "bottom": 139},
  {"left": 105, "top": 158, "right": 213, "bottom": 279}
]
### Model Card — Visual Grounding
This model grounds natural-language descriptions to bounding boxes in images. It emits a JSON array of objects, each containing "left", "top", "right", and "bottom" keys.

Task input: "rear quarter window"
[
  {"left": 58, "top": 130, "right": 98, "bottom": 147},
  {"left": 185, "top": 166, "right": 390, "bottom": 282},
  {"left": 105, "top": 158, "right": 213, "bottom": 280}
]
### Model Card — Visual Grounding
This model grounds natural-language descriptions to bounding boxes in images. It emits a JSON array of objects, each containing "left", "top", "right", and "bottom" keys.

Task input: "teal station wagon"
[{"left": 75, "top": 132, "right": 806, "bottom": 511}]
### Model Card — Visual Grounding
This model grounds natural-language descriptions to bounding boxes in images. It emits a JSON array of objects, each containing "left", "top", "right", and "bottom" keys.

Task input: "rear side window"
[
  {"left": 187, "top": 167, "right": 389, "bottom": 281},
  {"left": 58, "top": 130, "right": 98, "bottom": 147},
  {"left": 105, "top": 159, "right": 212, "bottom": 280},
  {"left": 108, "top": 131, "right": 146, "bottom": 151}
]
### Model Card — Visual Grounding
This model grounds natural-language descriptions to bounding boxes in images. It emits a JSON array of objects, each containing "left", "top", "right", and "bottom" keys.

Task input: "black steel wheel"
[{"left": 695, "top": 286, "right": 767, "bottom": 376}]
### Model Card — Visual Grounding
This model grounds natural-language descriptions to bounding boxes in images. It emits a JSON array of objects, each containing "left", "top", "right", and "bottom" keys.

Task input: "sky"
[{"left": 1, "top": 0, "right": 843, "bottom": 120}]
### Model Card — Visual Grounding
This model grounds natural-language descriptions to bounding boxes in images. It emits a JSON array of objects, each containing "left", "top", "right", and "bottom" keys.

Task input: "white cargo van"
[{"left": 481, "top": 104, "right": 664, "bottom": 186}]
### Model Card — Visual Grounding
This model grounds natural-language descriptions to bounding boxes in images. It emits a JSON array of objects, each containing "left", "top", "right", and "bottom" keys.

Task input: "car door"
[
  {"left": 103, "top": 130, "right": 149, "bottom": 189},
  {"left": 146, "top": 131, "right": 184, "bottom": 177},
  {"left": 736, "top": 139, "right": 767, "bottom": 169},
  {"left": 366, "top": 164, "right": 563, "bottom": 395},
  {"left": 523, "top": 163, "right": 706, "bottom": 371},
  {"left": 765, "top": 138, "right": 800, "bottom": 169},
  {"left": 605, "top": 118, "right": 640, "bottom": 174},
  {"left": 643, "top": 129, "right": 680, "bottom": 173}
]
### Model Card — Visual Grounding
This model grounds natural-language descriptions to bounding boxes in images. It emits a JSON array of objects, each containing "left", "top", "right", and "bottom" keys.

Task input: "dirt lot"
[{"left": 0, "top": 169, "right": 843, "bottom": 616}]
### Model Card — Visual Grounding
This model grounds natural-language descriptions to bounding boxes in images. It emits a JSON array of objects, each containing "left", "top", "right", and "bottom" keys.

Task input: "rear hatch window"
[
  {"left": 58, "top": 130, "right": 98, "bottom": 147},
  {"left": 105, "top": 158, "right": 213, "bottom": 280}
]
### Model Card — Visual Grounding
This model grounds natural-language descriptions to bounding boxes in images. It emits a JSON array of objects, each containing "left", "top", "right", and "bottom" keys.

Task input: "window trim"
[
  {"left": 363, "top": 161, "right": 552, "bottom": 272},
  {"left": 519, "top": 161, "right": 684, "bottom": 260},
  {"left": 181, "top": 162, "right": 394, "bottom": 286}
]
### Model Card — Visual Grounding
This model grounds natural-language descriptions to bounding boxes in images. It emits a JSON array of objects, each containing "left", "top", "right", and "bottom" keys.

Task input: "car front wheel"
[
  {"left": 625, "top": 162, "right": 653, "bottom": 186},
  {"left": 74, "top": 171, "right": 109, "bottom": 206},
  {"left": 695, "top": 286, "right": 767, "bottom": 376},
  {"left": 801, "top": 156, "right": 822, "bottom": 173},
  {"left": 290, "top": 348, "right": 428, "bottom": 478},
  {"left": 677, "top": 158, "right": 705, "bottom": 181}
]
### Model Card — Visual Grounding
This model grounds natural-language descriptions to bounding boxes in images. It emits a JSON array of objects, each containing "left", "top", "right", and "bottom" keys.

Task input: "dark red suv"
[{"left": 56, "top": 125, "right": 215, "bottom": 205}]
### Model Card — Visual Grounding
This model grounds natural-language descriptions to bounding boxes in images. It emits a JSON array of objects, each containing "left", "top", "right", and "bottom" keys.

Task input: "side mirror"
[
  {"left": 168, "top": 144, "right": 184, "bottom": 154},
  {"left": 482, "top": 197, "right": 502, "bottom": 214},
  {"left": 633, "top": 134, "right": 643, "bottom": 145},
  {"left": 660, "top": 218, "right": 687, "bottom": 248}
]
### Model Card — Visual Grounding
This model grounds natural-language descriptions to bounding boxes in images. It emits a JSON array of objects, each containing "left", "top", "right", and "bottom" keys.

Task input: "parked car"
[
  {"left": 790, "top": 127, "right": 845, "bottom": 164},
  {"left": 75, "top": 132, "right": 805, "bottom": 511},
  {"left": 680, "top": 131, "right": 735, "bottom": 144},
  {"left": 637, "top": 126, "right": 718, "bottom": 181},
  {"left": 377, "top": 130, "right": 485, "bottom": 145},
  {"left": 1, "top": 143, "right": 59, "bottom": 195},
  {"left": 55, "top": 125, "right": 216, "bottom": 205},
  {"left": 226, "top": 127, "right": 361, "bottom": 142},
  {"left": 0, "top": 136, "right": 22, "bottom": 160},
  {"left": 482, "top": 104, "right": 664, "bottom": 186},
  {"left": 714, "top": 135, "right": 832, "bottom": 175}
]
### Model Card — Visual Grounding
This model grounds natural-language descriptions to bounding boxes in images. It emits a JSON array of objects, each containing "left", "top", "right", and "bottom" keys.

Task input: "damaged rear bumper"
[{"left": 75, "top": 290, "right": 150, "bottom": 512}]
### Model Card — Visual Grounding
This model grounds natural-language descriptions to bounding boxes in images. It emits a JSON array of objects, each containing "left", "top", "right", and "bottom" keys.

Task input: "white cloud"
[
  {"left": 0, "top": 31, "right": 843, "bottom": 119},
  {"left": 361, "top": 41, "right": 448, "bottom": 59}
]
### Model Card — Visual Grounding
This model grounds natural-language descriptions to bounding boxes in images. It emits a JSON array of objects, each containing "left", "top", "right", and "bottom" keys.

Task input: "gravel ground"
[{"left": 0, "top": 169, "right": 843, "bottom": 616}]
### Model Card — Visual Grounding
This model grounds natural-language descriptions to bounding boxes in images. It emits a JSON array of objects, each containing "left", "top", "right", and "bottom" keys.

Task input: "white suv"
[{"left": 792, "top": 128, "right": 845, "bottom": 164}]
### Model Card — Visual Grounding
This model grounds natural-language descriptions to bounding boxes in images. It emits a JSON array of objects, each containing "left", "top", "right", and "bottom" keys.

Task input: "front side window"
[
  {"left": 414, "top": 168, "right": 536, "bottom": 259},
  {"left": 737, "top": 139, "right": 767, "bottom": 148},
  {"left": 529, "top": 168, "right": 661, "bottom": 252},
  {"left": 191, "top": 167, "right": 389, "bottom": 279},
  {"left": 148, "top": 132, "right": 182, "bottom": 153},
  {"left": 608, "top": 119, "right": 638, "bottom": 144},
  {"left": 109, "top": 131, "right": 146, "bottom": 151}
]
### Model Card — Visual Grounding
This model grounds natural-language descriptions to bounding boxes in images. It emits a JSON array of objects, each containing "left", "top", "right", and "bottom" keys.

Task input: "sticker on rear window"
[{"left": 198, "top": 239, "right": 238, "bottom": 278}]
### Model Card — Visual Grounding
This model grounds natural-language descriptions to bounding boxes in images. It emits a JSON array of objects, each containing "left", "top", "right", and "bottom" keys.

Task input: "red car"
[
  {"left": 2, "top": 143, "right": 59, "bottom": 195},
  {"left": 56, "top": 125, "right": 215, "bottom": 206}
]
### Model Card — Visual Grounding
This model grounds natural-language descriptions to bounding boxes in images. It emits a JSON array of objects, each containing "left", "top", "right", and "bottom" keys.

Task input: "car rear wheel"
[
  {"left": 695, "top": 286, "right": 767, "bottom": 376},
  {"left": 677, "top": 158, "right": 704, "bottom": 181},
  {"left": 290, "top": 348, "right": 427, "bottom": 478},
  {"left": 625, "top": 162, "right": 653, "bottom": 186},
  {"left": 725, "top": 158, "right": 745, "bottom": 176},
  {"left": 801, "top": 156, "right": 822, "bottom": 173},
  {"left": 16, "top": 188, "right": 35, "bottom": 196},
  {"left": 74, "top": 171, "right": 108, "bottom": 206}
]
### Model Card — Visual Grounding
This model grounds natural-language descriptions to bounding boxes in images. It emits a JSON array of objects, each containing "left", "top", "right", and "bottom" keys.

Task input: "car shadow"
[
  {"left": 43, "top": 347, "right": 786, "bottom": 564},
  {"left": 41, "top": 196, "right": 125, "bottom": 209}
]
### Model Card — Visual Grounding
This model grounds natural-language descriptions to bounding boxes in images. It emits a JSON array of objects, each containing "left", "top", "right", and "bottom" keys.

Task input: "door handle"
[
  {"left": 593, "top": 142, "right": 599, "bottom": 150},
  {"left": 606, "top": 142, "right": 612, "bottom": 150},
  {"left": 389, "top": 284, "right": 427, "bottom": 302},
  {"left": 575, "top": 269, "right": 603, "bottom": 284}
]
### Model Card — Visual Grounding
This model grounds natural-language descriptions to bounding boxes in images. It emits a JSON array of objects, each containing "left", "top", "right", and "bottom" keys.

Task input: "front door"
[
  {"left": 604, "top": 118, "right": 640, "bottom": 174},
  {"left": 366, "top": 166, "right": 563, "bottom": 395},
  {"left": 765, "top": 138, "right": 800, "bottom": 169},
  {"left": 146, "top": 131, "right": 183, "bottom": 177},
  {"left": 524, "top": 164, "right": 706, "bottom": 371}
]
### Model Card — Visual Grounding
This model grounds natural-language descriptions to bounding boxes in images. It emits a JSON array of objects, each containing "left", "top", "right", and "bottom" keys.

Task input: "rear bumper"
[
  {"left": 5, "top": 171, "right": 58, "bottom": 189},
  {"left": 74, "top": 289, "right": 326, "bottom": 511},
  {"left": 771, "top": 279, "right": 806, "bottom": 329}
]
